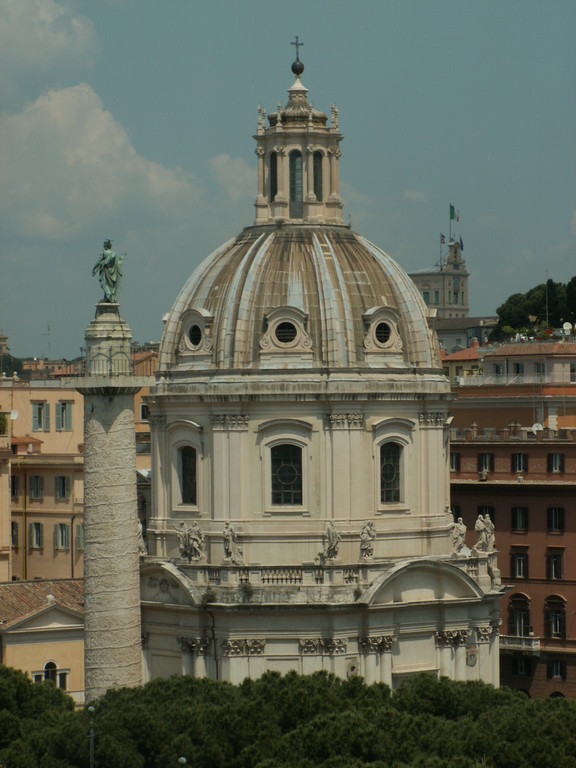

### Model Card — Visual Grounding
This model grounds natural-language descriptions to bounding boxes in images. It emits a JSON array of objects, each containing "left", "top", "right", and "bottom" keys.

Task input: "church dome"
[
  {"left": 158, "top": 224, "right": 442, "bottom": 376},
  {"left": 157, "top": 61, "right": 444, "bottom": 389}
]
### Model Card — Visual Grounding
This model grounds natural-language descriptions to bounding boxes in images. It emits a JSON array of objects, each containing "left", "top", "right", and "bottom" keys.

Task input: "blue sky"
[{"left": 1, "top": 0, "right": 575, "bottom": 359}]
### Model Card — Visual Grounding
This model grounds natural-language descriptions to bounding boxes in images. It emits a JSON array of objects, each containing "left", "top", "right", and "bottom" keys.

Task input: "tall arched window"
[
  {"left": 380, "top": 442, "right": 401, "bottom": 503},
  {"left": 545, "top": 597, "right": 566, "bottom": 639},
  {"left": 269, "top": 152, "right": 278, "bottom": 202},
  {"left": 508, "top": 595, "right": 531, "bottom": 636},
  {"left": 289, "top": 150, "right": 303, "bottom": 218},
  {"left": 180, "top": 446, "right": 197, "bottom": 505},
  {"left": 313, "top": 151, "right": 323, "bottom": 201},
  {"left": 271, "top": 443, "right": 302, "bottom": 505},
  {"left": 44, "top": 661, "right": 57, "bottom": 683}
]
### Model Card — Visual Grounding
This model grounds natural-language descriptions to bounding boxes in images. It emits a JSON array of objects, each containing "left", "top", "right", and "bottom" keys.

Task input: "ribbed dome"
[{"left": 158, "top": 224, "right": 442, "bottom": 377}]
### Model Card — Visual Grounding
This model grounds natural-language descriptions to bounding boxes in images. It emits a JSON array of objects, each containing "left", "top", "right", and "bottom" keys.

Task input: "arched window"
[
  {"left": 545, "top": 597, "right": 566, "bottom": 639},
  {"left": 44, "top": 661, "right": 57, "bottom": 683},
  {"left": 180, "top": 446, "right": 197, "bottom": 505},
  {"left": 508, "top": 595, "right": 531, "bottom": 636},
  {"left": 313, "top": 151, "right": 323, "bottom": 201},
  {"left": 289, "top": 150, "right": 303, "bottom": 218},
  {"left": 270, "top": 152, "right": 278, "bottom": 202},
  {"left": 380, "top": 442, "right": 401, "bottom": 503},
  {"left": 271, "top": 443, "right": 302, "bottom": 505}
]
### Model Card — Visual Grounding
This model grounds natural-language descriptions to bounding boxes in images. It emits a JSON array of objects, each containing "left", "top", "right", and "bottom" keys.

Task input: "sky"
[{"left": 1, "top": 0, "right": 575, "bottom": 360}]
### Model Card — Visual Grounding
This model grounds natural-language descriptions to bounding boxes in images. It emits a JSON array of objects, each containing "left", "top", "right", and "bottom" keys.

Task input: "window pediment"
[
  {"left": 260, "top": 306, "right": 313, "bottom": 355},
  {"left": 178, "top": 309, "right": 214, "bottom": 356}
]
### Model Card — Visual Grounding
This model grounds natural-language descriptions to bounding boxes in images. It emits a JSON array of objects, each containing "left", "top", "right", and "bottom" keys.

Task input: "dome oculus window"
[
  {"left": 188, "top": 324, "right": 202, "bottom": 347},
  {"left": 275, "top": 321, "right": 298, "bottom": 345},
  {"left": 375, "top": 322, "right": 391, "bottom": 344},
  {"left": 363, "top": 307, "right": 403, "bottom": 354}
]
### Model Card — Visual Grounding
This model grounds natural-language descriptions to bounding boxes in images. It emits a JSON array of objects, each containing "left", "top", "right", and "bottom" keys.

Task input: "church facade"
[{"left": 138, "top": 58, "right": 503, "bottom": 688}]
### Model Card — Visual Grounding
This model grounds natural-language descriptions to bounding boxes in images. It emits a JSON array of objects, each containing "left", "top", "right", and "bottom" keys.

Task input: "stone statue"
[
  {"left": 324, "top": 520, "right": 341, "bottom": 559},
  {"left": 474, "top": 514, "right": 487, "bottom": 552},
  {"left": 92, "top": 239, "right": 125, "bottom": 303},
  {"left": 360, "top": 521, "right": 376, "bottom": 559},
  {"left": 137, "top": 519, "right": 148, "bottom": 554},
  {"left": 222, "top": 521, "right": 244, "bottom": 564},
  {"left": 484, "top": 515, "right": 495, "bottom": 553},
  {"left": 175, "top": 521, "right": 205, "bottom": 562},
  {"left": 450, "top": 517, "right": 467, "bottom": 554}
]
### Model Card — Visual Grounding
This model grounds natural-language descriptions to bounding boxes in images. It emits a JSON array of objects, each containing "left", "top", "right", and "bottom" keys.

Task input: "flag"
[
  {"left": 460, "top": 236, "right": 464, "bottom": 251},
  {"left": 440, "top": 233, "right": 445, "bottom": 244},
  {"left": 456, "top": 209, "right": 460, "bottom": 222},
  {"left": 450, "top": 204, "right": 455, "bottom": 220}
]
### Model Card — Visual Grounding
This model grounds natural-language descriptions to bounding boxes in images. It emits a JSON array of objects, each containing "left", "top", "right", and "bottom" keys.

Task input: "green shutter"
[
  {"left": 38, "top": 523, "right": 43, "bottom": 548},
  {"left": 55, "top": 403, "right": 62, "bottom": 431},
  {"left": 76, "top": 523, "right": 85, "bottom": 551},
  {"left": 43, "top": 403, "right": 50, "bottom": 432},
  {"left": 53, "top": 524, "right": 59, "bottom": 550}
]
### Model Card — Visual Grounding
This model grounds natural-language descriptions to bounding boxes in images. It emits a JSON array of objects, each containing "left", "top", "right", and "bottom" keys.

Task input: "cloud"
[
  {"left": 0, "top": 85, "right": 202, "bottom": 241},
  {"left": 0, "top": 0, "right": 98, "bottom": 107},
  {"left": 402, "top": 189, "right": 428, "bottom": 203},
  {"left": 209, "top": 154, "right": 255, "bottom": 204}
]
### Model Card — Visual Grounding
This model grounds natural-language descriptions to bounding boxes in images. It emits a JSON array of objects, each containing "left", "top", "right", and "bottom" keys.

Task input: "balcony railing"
[
  {"left": 499, "top": 634, "right": 541, "bottom": 653},
  {"left": 456, "top": 373, "right": 575, "bottom": 387}
]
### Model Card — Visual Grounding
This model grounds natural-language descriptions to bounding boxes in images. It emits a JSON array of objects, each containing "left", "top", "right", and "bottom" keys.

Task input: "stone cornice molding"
[
  {"left": 435, "top": 629, "right": 471, "bottom": 647},
  {"left": 221, "top": 638, "right": 266, "bottom": 656},
  {"left": 299, "top": 638, "right": 348, "bottom": 655},
  {"left": 325, "top": 413, "right": 365, "bottom": 430},
  {"left": 177, "top": 636, "right": 210, "bottom": 655}
]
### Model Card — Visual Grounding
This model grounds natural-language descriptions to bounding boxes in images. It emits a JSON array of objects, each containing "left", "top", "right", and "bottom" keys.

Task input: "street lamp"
[
  {"left": 88, "top": 705, "right": 95, "bottom": 768},
  {"left": 178, "top": 758, "right": 187, "bottom": 766}
]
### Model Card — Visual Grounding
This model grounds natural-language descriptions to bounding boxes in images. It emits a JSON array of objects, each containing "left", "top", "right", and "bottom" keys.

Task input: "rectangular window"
[
  {"left": 11, "top": 522, "right": 18, "bottom": 548},
  {"left": 534, "top": 362, "right": 545, "bottom": 375},
  {"left": 450, "top": 452, "right": 460, "bottom": 472},
  {"left": 28, "top": 522, "right": 44, "bottom": 549},
  {"left": 513, "top": 363, "right": 524, "bottom": 375},
  {"left": 512, "top": 656, "right": 532, "bottom": 676},
  {"left": 55, "top": 401, "right": 73, "bottom": 431},
  {"left": 136, "top": 432, "right": 151, "bottom": 454},
  {"left": 54, "top": 475, "right": 71, "bottom": 500},
  {"left": 511, "top": 453, "right": 528, "bottom": 473},
  {"left": 547, "top": 507, "right": 565, "bottom": 533},
  {"left": 53, "top": 523, "right": 71, "bottom": 551},
  {"left": 32, "top": 402, "right": 50, "bottom": 432},
  {"left": 547, "top": 551, "right": 563, "bottom": 580},
  {"left": 494, "top": 364, "right": 504, "bottom": 375},
  {"left": 450, "top": 505, "right": 461, "bottom": 522},
  {"left": 11, "top": 475, "right": 19, "bottom": 499},
  {"left": 570, "top": 363, "right": 576, "bottom": 383},
  {"left": 511, "top": 551, "right": 529, "bottom": 579},
  {"left": 454, "top": 292, "right": 459, "bottom": 305},
  {"left": 548, "top": 660, "right": 567, "bottom": 680},
  {"left": 422, "top": 291, "right": 430, "bottom": 304},
  {"left": 140, "top": 403, "right": 150, "bottom": 422},
  {"left": 29, "top": 475, "right": 44, "bottom": 500},
  {"left": 272, "top": 443, "right": 303, "bottom": 505},
  {"left": 478, "top": 505, "right": 495, "bottom": 522},
  {"left": 547, "top": 453, "right": 565, "bottom": 474},
  {"left": 434, "top": 290, "right": 439, "bottom": 305},
  {"left": 477, "top": 453, "right": 494, "bottom": 473},
  {"left": 511, "top": 506, "right": 528, "bottom": 531}
]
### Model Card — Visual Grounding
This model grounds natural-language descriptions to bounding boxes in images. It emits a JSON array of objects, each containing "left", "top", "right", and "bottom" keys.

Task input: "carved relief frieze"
[
  {"left": 299, "top": 638, "right": 347, "bottom": 655},
  {"left": 177, "top": 636, "right": 210, "bottom": 655},
  {"left": 435, "top": 629, "right": 472, "bottom": 647},
  {"left": 221, "top": 638, "right": 266, "bottom": 656},
  {"left": 325, "top": 413, "right": 365, "bottom": 430},
  {"left": 358, "top": 634, "right": 397, "bottom": 654},
  {"left": 211, "top": 414, "right": 249, "bottom": 431},
  {"left": 476, "top": 626, "right": 492, "bottom": 643},
  {"left": 418, "top": 412, "right": 445, "bottom": 427}
]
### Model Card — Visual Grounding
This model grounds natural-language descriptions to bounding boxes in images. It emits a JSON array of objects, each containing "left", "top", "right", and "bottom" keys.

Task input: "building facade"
[
  {"left": 135, "top": 58, "right": 503, "bottom": 690},
  {"left": 450, "top": 341, "right": 576, "bottom": 697},
  {"left": 409, "top": 240, "right": 469, "bottom": 319}
]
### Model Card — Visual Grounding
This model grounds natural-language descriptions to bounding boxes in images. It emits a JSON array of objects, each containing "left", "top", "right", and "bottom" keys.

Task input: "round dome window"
[
  {"left": 375, "top": 322, "right": 391, "bottom": 345},
  {"left": 274, "top": 321, "right": 298, "bottom": 345},
  {"left": 188, "top": 324, "right": 202, "bottom": 347}
]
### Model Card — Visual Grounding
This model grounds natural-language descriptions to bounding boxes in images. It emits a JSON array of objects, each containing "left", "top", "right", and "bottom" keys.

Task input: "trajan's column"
[{"left": 76, "top": 241, "right": 146, "bottom": 701}]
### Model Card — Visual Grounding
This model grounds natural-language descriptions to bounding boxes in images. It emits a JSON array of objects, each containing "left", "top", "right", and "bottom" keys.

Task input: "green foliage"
[
  {"left": 491, "top": 278, "right": 576, "bottom": 340},
  {"left": 1, "top": 666, "right": 576, "bottom": 768}
]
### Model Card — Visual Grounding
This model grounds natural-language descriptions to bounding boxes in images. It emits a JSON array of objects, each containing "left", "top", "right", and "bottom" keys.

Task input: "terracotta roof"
[
  {"left": 444, "top": 347, "right": 481, "bottom": 362},
  {"left": 485, "top": 342, "right": 576, "bottom": 358},
  {"left": 11, "top": 436, "right": 43, "bottom": 445},
  {"left": 0, "top": 579, "right": 83, "bottom": 628}
]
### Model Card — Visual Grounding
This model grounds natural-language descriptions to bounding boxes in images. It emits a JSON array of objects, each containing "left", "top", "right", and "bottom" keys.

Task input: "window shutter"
[
  {"left": 54, "top": 476, "right": 59, "bottom": 498},
  {"left": 32, "top": 405, "right": 39, "bottom": 431},
  {"left": 65, "top": 475, "right": 71, "bottom": 499},
  {"left": 64, "top": 524, "right": 70, "bottom": 549},
  {"left": 53, "top": 524, "right": 59, "bottom": 550},
  {"left": 76, "top": 523, "right": 85, "bottom": 551},
  {"left": 39, "top": 476, "right": 44, "bottom": 497},
  {"left": 28, "top": 523, "right": 34, "bottom": 547},
  {"left": 55, "top": 403, "right": 62, "bottom": 431},
  {"left": 38, "top": 523, "right": 43, "bottom": 548},
  {"left": 43, "top": 403, "right": 50, "bottom": 431}
]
